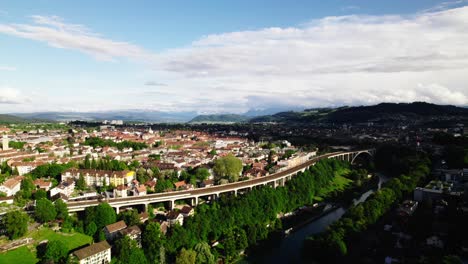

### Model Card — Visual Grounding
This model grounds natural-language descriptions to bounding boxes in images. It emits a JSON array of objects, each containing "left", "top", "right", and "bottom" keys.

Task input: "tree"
[
  {"left": 118, "top": 209, "right": 140, "bottom": 226},
  {"left": 142, "top": 222, "right": 164, "bottom": 263},
  {"left": 194, "top": 242, "right": 215, "bottom": 264},
  {"left": 35, "top": 198, "right": 57, "bottom": 223},
  {"left": 55, "top": 199, "right": 68, "bottom": 220},
  {"left": 176, "top": 248, "right": 196, "bottom": 264},
  {"left": 94, "top": 202, "right": 116, "bottom": 229},
  {"left": 20, "top": 176, "right": 35, "bottom": 199},
  {"left": 86, "top": 221, "right": 97, "bottom": 237},
  {"left": 43, "top": 240, "right": 68, "bottom": 263},
  {"left": 3, "top": 210, "right": 28, "bottom": 239},
  {"left": 34, "top": 189, "right": 47, "bottom": 200},
  {"left": 443, "top": 255, "right": 463, "bottom": 264},
  {"left": 213, "top": 155, "right": 243, "bottom": 182},
  {"left": 114, "top": 236, "right": 148, "bottom": 264},
  {"left": 76, "top": 175, "right": 86, "bottom": 190},
  {"left": 84, "top": 154, "right": 91, "bottom": 169},
  {"left": 194, "top": 168, "right": 210, "bottom": 181}
]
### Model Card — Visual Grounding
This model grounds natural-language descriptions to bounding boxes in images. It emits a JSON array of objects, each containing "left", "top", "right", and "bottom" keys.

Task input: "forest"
[{"left": 303, "top": 145, "right": 431, "bottom": 262}]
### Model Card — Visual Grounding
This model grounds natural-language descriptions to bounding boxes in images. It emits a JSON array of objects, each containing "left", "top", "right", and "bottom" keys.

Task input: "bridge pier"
[{"left": 191, "top": 197, "right": 199, "bottom": 206}]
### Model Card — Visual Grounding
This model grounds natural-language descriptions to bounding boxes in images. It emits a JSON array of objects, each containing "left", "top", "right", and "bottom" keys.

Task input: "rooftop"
[{"left": 73, "top": 241, "right": 111, "bottom": 260}]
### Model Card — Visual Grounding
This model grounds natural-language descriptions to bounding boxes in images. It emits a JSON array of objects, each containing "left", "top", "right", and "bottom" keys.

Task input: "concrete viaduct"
[{"left": 66, "top": 149, "right": 374, "bottom": 213}]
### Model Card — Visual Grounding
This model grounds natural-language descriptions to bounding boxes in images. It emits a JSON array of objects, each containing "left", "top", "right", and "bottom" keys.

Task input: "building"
[
  {"left": 113, "top": 185, "right": 128, "bottom": 198},
  {"left": 62, "top": 169, "right": 136, "bottom": 187},
  {"left": 139, "top": 212, "right": 149, "bottom": 223},
  {"left": 0, "top": 178, "right": 21, "bottom": 196},
  {"left": 49, "top": 179, "right": 75, "bottom": 198},
  {"left": 2, "top": 135, "right": 9, "bottom": 151},
  {"left": 133, "top": 185, "right": 147, "bottom": 196},
  {"left": 119, "top": 225, "right": 142, "bottom": 247},
  {"left": 11, "top": 161, "right": 45, "bottom": 176},
  {"left": 180, "top": 206, "right": 194, "bottom": 218},
  {"left": 72, "top": 240, "right": 111, "bottom": 264},
  {"left": 103, "top": 220, "right": 127, "bottom": 242},
  {"left": 166, "top": 211, "right": 184, "bottom": 226},
  {"left": 34, "top": 179, "right": 52, "bottom": 191},
  {"left": 397, "top": 200, "right": 419, "bottom": 216}
]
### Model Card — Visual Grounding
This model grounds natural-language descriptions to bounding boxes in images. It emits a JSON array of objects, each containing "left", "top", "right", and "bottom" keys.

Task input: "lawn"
[
  {"left": 314, "top": 169, "right": 353, "bottom": 201},
  {"left": 0, "top": 245, "right": 37, "bottom": 264},
  {"left": 29, "top": 228, "right": 93, "bottom": 251},
  {"left": 0, "top": 228, "right": 92, "bottom": 264}
]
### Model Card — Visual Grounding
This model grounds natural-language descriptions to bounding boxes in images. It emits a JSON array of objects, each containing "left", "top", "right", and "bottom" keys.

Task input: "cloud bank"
[
  {"left": 0, "top": 15, "right": 154, "bottom": 62},
  {"left": 1, "top": 7, "right": 468, "bottom": 112}
]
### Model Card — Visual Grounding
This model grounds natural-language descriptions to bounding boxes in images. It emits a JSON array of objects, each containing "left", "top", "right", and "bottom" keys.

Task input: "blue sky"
[{"left": 1, "top": 0, "right": 468, "bottom": 113}]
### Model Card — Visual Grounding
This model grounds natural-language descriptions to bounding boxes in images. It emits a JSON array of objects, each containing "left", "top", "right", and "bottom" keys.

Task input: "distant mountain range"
[
  {"left": 2, "top": 102, "right": 467, "bottom": 124},
  {"left": 10, "top": 110, "right": 199, "bottom": 123},
  {"left": 0, "top": 114, "right": 31, "bottom": 124},
  {"left": 190, "top": 102, "right": 468, "bottom": 124},
  {"left": 249, "top": 102, "right": 468, "bottom": 124},
  {"left": 189, "top": 114, "right": 250, "bottom": 123}
]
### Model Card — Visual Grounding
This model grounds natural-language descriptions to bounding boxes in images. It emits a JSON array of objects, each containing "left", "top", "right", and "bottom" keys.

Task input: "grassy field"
[
  {"left": 0, "top": 228, "right": 92, "bottom": 264},
  {"left": 0, "top": 245, "right": 37, "bottom": 264},
  {"left": 314, "top": 169, "right": 353, "bottom": 201},
  {"left": 28, "top": 228, "right": 92, "bottom": 250}
]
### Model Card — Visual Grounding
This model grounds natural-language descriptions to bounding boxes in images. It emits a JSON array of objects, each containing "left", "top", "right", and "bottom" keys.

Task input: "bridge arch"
[{"left": 350, "top": 150, "right": 374, "bottom": 165}]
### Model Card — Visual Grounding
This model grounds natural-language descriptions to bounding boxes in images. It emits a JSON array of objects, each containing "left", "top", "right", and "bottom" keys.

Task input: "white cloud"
[
  {"left": 152, "top": 6, "right": 468, "bottom": 112},
  {"left": 1, "top": 7, "right": 468, "bottom": 112},
  {"left": 0, "top": 16, "right": 155, "bottom": 62},
  {"left": 0, "top": 87, "right": 27, "bottom": 104},
  {"left": 0, "top": 66, "right": 16, "bottom": 71},
  {"left": 420, "top": 0, "right": 468, "bottom": 13}
]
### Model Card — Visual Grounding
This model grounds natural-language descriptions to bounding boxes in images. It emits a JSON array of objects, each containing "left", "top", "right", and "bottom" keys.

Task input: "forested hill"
[
  {"left": 0, "top": 114, "right": 33, "bottom": 124},
  {"left": 249, "top": 102, "right": 468, "bottom": 124},
  {"left": 189, "top": 114, "right": 250, "bottom": 123}
]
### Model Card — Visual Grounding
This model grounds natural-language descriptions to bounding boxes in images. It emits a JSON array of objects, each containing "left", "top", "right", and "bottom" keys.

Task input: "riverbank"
[{"left": 244, "top": 174, "right": 384, "bottom": 263}]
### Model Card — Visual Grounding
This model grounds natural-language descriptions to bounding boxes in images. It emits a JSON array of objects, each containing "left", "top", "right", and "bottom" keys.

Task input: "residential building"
[
  {"left": 0, "top": 178, "right": 21, "bottom": 196},
  {"left": 113, "top": 185, "right": 127, "bottom": 198},
  {"left": 133, "top": 185, "right": 147, "bottom": 196},
  {"left": 34, "top": 179, "right": 52, "bottom": 191},
  {"left": 180, "top": 206, "right": 194, "bottom": 218},
  {"left": 119, "top": 225, "right": 142, "bottom": 247},
  {"left": 103, "top": 220, "right": 127, "bottom": 242},
  {"left": 72, "top": 240, "right": 111, "bottom": 264},
  {"left": 166, "top": 211, "right": 184, "bottom": 226},
  {"left": 62, "top": 169, "right": 135, "bottom": 187},
  {"left": 50, "top": 179, "right": 75, "bottom": 198}
]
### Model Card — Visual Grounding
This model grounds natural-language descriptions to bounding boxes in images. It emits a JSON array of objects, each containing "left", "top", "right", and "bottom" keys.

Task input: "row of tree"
[{"left": 156, "top": 158, "right": 349, "bottom": 262}]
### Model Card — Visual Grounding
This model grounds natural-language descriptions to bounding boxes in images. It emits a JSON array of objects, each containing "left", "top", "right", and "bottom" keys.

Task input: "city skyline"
[{"left": 1, "top": 0, "right": 468, "bottom": 113}]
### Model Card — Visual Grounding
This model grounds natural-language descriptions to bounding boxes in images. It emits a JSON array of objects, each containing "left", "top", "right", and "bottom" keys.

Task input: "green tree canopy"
[
  {"left": 118, "top": 209, "right": 140, "bottom": 226},
  {"left": 43, "top": 240, "right": 68, "bottom": 263},
  {"left": 35, "top": 198, "right": 57, "bottom": 223},
  {"left": 175, "top": 248, "right": 197, "bottom": 264},
  {"left": 55, "top": 199, "right": 68, "bottom": 220},
  {"left": 94, "top": 202, "right": 117, "bottom": 229},
  {"left": 142, "top": 222, "right": 164, "bottom": 263},
  {"left": 194, "top": 242, "right": 215, "bottom": 264},
  {"left": 114, "top": 236, "right": 148, "bottom": 264},
  {"left": 3, "top": 210, "right": 28, "bottom": 239},
  {"left": 213, "top": 154, "right": 243, "bottom": 182}
]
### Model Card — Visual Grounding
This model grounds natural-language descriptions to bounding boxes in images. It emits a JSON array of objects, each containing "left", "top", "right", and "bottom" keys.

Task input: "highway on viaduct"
[{"left": 66, "top": 150, "right": 373, "bottom": 213}]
